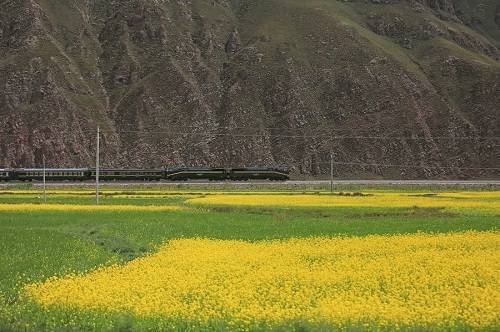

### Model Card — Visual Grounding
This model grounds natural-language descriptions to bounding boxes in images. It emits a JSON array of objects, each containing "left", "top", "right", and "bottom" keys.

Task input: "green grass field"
[{"left": 0, "top": 188, "right": 498, "bottom": 331}]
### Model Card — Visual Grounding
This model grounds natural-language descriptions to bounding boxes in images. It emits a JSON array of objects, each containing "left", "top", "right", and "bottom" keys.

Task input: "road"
[{"left": 1, "top": 180, "right": 499, "bottom": 188}]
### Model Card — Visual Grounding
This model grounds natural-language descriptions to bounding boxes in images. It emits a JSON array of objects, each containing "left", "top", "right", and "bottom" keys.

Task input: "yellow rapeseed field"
[
  {"left": 187, "top": 192, "right": 500, "bottom": 212},
  {"left": 25, "top": 232, "right": 500, "bottom": 329},
  {"left": 0, "top": 204, "right": 182, "bottom": 212}
]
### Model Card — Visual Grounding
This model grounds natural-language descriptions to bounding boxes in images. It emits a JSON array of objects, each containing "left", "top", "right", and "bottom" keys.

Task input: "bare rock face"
[
  {"left": 0, "top": 0, "right": 499, "bottom": 179},
  {"left": 415, "top": 0, "right": 456, "bottom": 14}
]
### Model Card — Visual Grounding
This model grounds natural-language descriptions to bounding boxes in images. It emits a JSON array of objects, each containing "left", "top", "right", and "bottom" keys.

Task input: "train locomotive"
[{"left": 0, "top": 167, "right": 290, "bottom": 182}]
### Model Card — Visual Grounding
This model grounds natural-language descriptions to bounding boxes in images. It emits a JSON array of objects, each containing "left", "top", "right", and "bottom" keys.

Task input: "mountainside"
[{"left": 1, "top": 0, "right": 499, "bottom": 179}]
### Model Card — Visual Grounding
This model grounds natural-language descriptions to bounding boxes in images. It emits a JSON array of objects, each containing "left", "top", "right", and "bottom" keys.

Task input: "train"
[{"left": 0, "top": 167, "right": 290, "bottom": 182}]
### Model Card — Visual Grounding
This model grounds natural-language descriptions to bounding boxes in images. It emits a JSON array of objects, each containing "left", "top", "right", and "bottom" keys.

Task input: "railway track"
[{"left": 1, "top": 180, "right": 499, "bottom": 188}]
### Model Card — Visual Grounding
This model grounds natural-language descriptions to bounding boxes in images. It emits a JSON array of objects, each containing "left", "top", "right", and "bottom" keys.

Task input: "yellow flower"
[
  {"left": 25, "top": 232, "right": 500, "bottom": 328},
  {"left": 0, "top": 204, "right": 182, "bottom": 212},
  {"left": 187, "top": 192, "right": 500, "bottom": 212}
]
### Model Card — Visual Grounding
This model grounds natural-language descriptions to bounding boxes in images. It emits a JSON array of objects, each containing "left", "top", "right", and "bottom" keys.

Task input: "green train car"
[
  {"left": 166, "top": 167, "right": 289, "bottom": 181},
  {"left": 3, "top": 167, "right": 290, "bottom": 182},
  {"left": 89, "top": 169, "right": 164, "bottom": 181},
  {"left": 14, "top": 169, "right": 87, "bottom": 181},
  {"left": 229, "top": 167, "right": 289, "bottom": 181},
  {"left": 0, "top": 169, "right": 13, "bottom": 181},
  {"left": 165, "top": 168, "right": 228, "bottom": 181}
]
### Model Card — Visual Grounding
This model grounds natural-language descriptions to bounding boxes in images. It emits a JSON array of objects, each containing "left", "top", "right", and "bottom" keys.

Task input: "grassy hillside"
[{"left": 0, "top": 0, "right": 498, "bottom": 178}]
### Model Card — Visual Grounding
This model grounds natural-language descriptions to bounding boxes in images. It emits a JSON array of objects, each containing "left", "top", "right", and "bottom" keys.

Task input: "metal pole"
[
  {"left": 96, "top": 126, "right": 100, "bottom": 205},
  {"left": 330, "top": 152, "right": 334, "bottom": 193},
  {"left": 43, "top": 154, "right": 46, "bottom": 203}
]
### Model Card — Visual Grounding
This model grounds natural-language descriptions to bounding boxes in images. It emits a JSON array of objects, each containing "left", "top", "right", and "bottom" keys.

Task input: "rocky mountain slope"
[{"left": 0, "top": 0, "right": 499, "bottom": 178}]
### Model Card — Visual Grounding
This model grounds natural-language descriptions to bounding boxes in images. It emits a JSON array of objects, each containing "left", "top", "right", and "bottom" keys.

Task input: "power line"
[
  {"left": 110, "top": 123, "right": 359, "bottom": 132},
  {"left": 1, "top": 127, "right": 499, "bottom": 141},
  {"left": 103, "top": 130, "right": 500, "bottom": 141},
  {"left": 318, "top": 161, "right": 500, "bottom": 171}
]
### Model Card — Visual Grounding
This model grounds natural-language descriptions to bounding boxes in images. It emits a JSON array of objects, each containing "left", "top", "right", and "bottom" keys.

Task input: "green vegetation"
[{"left": 0, "top": 189, "right": 498, "bottom": 331}]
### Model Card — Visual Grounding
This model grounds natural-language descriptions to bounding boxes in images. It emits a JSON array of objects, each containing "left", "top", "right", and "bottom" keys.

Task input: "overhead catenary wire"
[
  {"left": 1, "top": 128, "right": 499, "bottom": 172},
  {"left": 98, "top": 130, "right": 500, "bottom": 141},
  {"left": 1, "top": 127, "right": 499, "bottom": 141},
  {"left": 316, "top": 161, "right": 500, "bottom": 171}
]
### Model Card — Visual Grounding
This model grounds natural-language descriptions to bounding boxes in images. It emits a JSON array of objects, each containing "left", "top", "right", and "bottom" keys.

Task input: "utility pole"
[
  {"left": 330, "top": 152, "right": 334, "bottom": 193},
  {"left": 96, "top": 126, "right": 100, "bottom": 205},
  {"left": 42, "top": 154, "right": 46, "bottom": 203}
]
